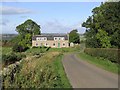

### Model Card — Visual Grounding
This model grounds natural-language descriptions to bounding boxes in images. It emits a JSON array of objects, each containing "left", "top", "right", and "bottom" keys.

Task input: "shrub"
[
  {"left": 2, "top": 53, "right": 26, "bottom": 66},
  {"left": 12, "top": 44, "right": 29, "bottom": 52},
  {"left": 84, "top": 48, "right": 119, "bottom": 63}
]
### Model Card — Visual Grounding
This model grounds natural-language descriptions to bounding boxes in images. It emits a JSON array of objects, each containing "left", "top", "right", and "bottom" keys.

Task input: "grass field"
[{"left": 77, "top": 52, "right": 119, "bottom": 74}]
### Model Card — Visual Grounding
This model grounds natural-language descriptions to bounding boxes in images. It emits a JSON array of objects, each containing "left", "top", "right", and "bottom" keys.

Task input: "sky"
[{"left": 0, "top": 2, "right": 101, "bottom": 34}]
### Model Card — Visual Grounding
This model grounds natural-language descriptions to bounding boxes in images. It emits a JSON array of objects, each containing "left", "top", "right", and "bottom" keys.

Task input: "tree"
[
  {"left": 82, "top": 2, "right": 120, "bottom": 48},
  {"left": 16, "top": 19, "right": 41, "bottom": 36},
  {"left": 69, "top": 29, "right": 80, "bottom": 44},
  {"left": 96, "top": 29, "right": 111, "bottom": 48},
  {"left": 12, "top": 19, "right": 41, "bottom": 52}
]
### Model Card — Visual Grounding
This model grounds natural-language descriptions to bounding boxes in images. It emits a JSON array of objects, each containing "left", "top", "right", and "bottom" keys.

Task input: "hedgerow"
[{"left": 84, "top": 48, "right": 119, "bottom": 63}]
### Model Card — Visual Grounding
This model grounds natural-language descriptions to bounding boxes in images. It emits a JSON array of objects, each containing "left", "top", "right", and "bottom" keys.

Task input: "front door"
[{"left": 58, "top": 43, "right": 60, "bottom": 48}]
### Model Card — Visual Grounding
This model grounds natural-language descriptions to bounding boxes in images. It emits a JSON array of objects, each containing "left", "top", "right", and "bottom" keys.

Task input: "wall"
[{"left": 32, "top": 40, "right": 69, "bottom": 48}]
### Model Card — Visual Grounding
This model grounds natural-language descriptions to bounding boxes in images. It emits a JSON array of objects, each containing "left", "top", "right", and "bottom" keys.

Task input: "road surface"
[{"left": 62, "top": 53, "right": 118, "bottom": 88}]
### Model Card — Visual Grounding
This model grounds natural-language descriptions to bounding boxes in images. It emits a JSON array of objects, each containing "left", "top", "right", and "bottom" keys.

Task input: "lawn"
[{"left": 77, "top": 52, "right": 119, "bottom": 74}]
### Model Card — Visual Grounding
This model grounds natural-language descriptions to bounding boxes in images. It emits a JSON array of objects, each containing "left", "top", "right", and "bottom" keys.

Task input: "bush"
[
  {"left": 12, "top": 44, "right": 29, "bottom": 52},
  {"left": 84, "top": 48, "right": 119, "bottom": 63},
  {"left": 2, "top": 53, "right": 26, "bottom": 66}
]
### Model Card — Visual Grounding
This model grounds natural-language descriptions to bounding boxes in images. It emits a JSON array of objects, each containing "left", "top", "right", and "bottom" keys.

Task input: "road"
[{"left": 62, "top": 53, "right": 118, "bottom": 88}]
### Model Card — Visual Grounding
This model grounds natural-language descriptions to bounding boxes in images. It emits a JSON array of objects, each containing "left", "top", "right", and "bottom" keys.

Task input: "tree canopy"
[
  {"left": 82, "top": 2, "right": 120, "bottom": 48},
  {"left": 16, "top": 19, "right": 41, "bottom": 36},
  {"left": 12, "top": 19, "right": 41, "bottom": 52},
  {"left": 69, "top": 29, "right": 80, "bottom": 44}
]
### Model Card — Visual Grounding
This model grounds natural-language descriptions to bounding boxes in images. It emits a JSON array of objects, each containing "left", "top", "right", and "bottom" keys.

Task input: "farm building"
[{"left": 32, "top": 33, "right": 69, "bottom": 48}]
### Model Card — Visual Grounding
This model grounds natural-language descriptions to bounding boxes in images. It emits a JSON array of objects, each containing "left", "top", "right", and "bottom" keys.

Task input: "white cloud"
[
  {"left": 0, "top": 6, "right": 33, "bottom": 15},
  {"left": 41, "top": 20, "right": 86, "bottom": 34},
  {"left": 0, "top": 19, "right": 9, "bottom": 26}
]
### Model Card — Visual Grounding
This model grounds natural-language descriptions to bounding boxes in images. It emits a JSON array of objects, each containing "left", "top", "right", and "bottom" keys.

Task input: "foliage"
[
  {"left": 2, "top": 40, "right": 13, "bottom": 47},
  {"left": 12, "top": 43, "right": 29, "bottom": 52},
  {"left": 2, "top": 47, "right": 12, "bottom": 55},
  {"left": 96, "top": 29, "right": 111, "bottom": 48},
  {"left": 84, "top": 48, "right": 119, "bottom": 63},
  {"left": 2, "top": 52, "right": 71, "bottom": 88},
  {"left": 77, "top": 52, "right": 118, "bottom": 74},
  {"left": 11, "top": 19, "right": 41, "bottom": 50},
  {"left": 2, "top": 52, "right": 26, "bottom": 66},
  {"left": 69, "top": 29, "right": 80, "bottom": 44},
  {"left": 82, "top": 2, "right": 120, "bottom": 48},
  {"left": 26, "top": 46, "right": 50, "bottom": 54},
  {"left": 16, "top": 19, "right": 41, "bottom": 36}
]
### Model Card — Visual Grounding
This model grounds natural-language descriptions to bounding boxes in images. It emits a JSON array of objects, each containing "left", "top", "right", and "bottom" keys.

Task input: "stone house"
[{"left": 32, "top": 33, "right": 69, "bottom": 48}]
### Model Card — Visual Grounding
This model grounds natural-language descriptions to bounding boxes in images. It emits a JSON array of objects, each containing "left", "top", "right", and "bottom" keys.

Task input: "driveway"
[{"left": 62, "top": 53, "right": 118, "bottom": 88}]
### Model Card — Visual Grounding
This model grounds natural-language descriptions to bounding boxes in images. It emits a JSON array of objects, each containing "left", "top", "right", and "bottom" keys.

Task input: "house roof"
[{"left": 32, "top": 33, "right": 69, "bottom": 40}]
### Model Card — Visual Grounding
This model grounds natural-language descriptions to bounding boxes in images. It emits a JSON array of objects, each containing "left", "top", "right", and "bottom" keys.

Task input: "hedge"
[{"left": 84, "top": 48, "right": 119, "bottom": 63}]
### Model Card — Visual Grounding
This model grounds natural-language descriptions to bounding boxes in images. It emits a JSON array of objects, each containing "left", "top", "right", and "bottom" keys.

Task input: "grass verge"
[
  {"left": 53, "top": 54, "right": 72, "bottom": 88},
  {"left": 77, "top": 52, "right": 119, "bottom": 74}
]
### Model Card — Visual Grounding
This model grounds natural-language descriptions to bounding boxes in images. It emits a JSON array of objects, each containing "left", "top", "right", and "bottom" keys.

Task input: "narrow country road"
[{"left": 62, "top": 53, "right": 118, "bottom": 88}]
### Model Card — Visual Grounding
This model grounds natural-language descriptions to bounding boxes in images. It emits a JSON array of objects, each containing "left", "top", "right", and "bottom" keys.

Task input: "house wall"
[{"left": 32, "top": 40, "right": 69, "bottom": 48}]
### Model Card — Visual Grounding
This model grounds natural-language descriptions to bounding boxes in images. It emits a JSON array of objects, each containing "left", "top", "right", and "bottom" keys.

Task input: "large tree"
[
  {"left": 16, "top": 19, "right": 41, "bottom": 36},
  {"left": 82, "top": 2, "right": 120, "bottom": 48},
  {"left": 12, "top": 19, "right": 41, "bottom": 51},
  {"left": 69, "top": 29, "right": 80, "bottom": 44}
]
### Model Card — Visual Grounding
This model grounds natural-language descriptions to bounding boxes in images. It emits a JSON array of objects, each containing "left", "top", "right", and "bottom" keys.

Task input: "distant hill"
[{"left": 0, "top": 34, "right": 18, "bottom": 40}]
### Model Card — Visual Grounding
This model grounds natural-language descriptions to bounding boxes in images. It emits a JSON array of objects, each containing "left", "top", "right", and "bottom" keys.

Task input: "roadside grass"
[
  {"left": 77, "top": 52, "right": 119, "bottom": 74},
  {"left": 3, "top": 51, "right": 71, "bottom": 88},
  {"left": 53, "top": 54, "right": 72, "bottom": 88}
]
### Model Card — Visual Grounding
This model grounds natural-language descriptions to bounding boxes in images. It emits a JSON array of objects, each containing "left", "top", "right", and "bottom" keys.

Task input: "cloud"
[
  {"left": 41, "top": 20, "right": 86, "bottom": 34},
  {"left": 0, "top": 19, "right": 9, "bottom": 26},
  {"left": 0, "top": 6, "right": 33, "bottom": 15}
]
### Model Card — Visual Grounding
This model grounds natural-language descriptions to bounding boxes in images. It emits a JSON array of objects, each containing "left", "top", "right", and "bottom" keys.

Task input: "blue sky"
[{"left": 1, "top": 2, "right": 101, "bottom": 34}]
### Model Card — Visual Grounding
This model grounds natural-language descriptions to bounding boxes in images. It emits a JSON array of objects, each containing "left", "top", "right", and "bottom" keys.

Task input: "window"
[
  {"left": 36, "top": 37, "right": 47, "bottom": 41},
  {"left": 36, "top": 43, "right": 38, "bottom": 46},
  {"left": 45, "top": 43, "right": 48, "bottom": 46},
  {"left": 55, "top": 38, "right": 57, "bottom": 40},
  {"left": 59, "top": 38, "right": 61, "bottom": 40},
  {"left": 53, "top": 43, "right": 55, "bottom": 46},
  {"left": 63, "top": 43, "right": 65, "bottom": 46}
]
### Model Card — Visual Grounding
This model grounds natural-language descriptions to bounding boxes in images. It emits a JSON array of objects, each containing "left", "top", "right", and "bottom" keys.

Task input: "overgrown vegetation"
[
  {"left": 2, "top": 52, "right": 26, "bottom": 66},
  {"left": 2, "top": 51, "right": 71, "bottom": 88},
  {"left": 84, "top": 48, "right": 119, "bottom": 63}
]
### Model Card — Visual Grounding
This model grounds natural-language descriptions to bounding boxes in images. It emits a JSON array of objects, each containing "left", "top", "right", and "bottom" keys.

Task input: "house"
[{"left": 32, "top": 33, "right": 69, "bottom": 48}]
